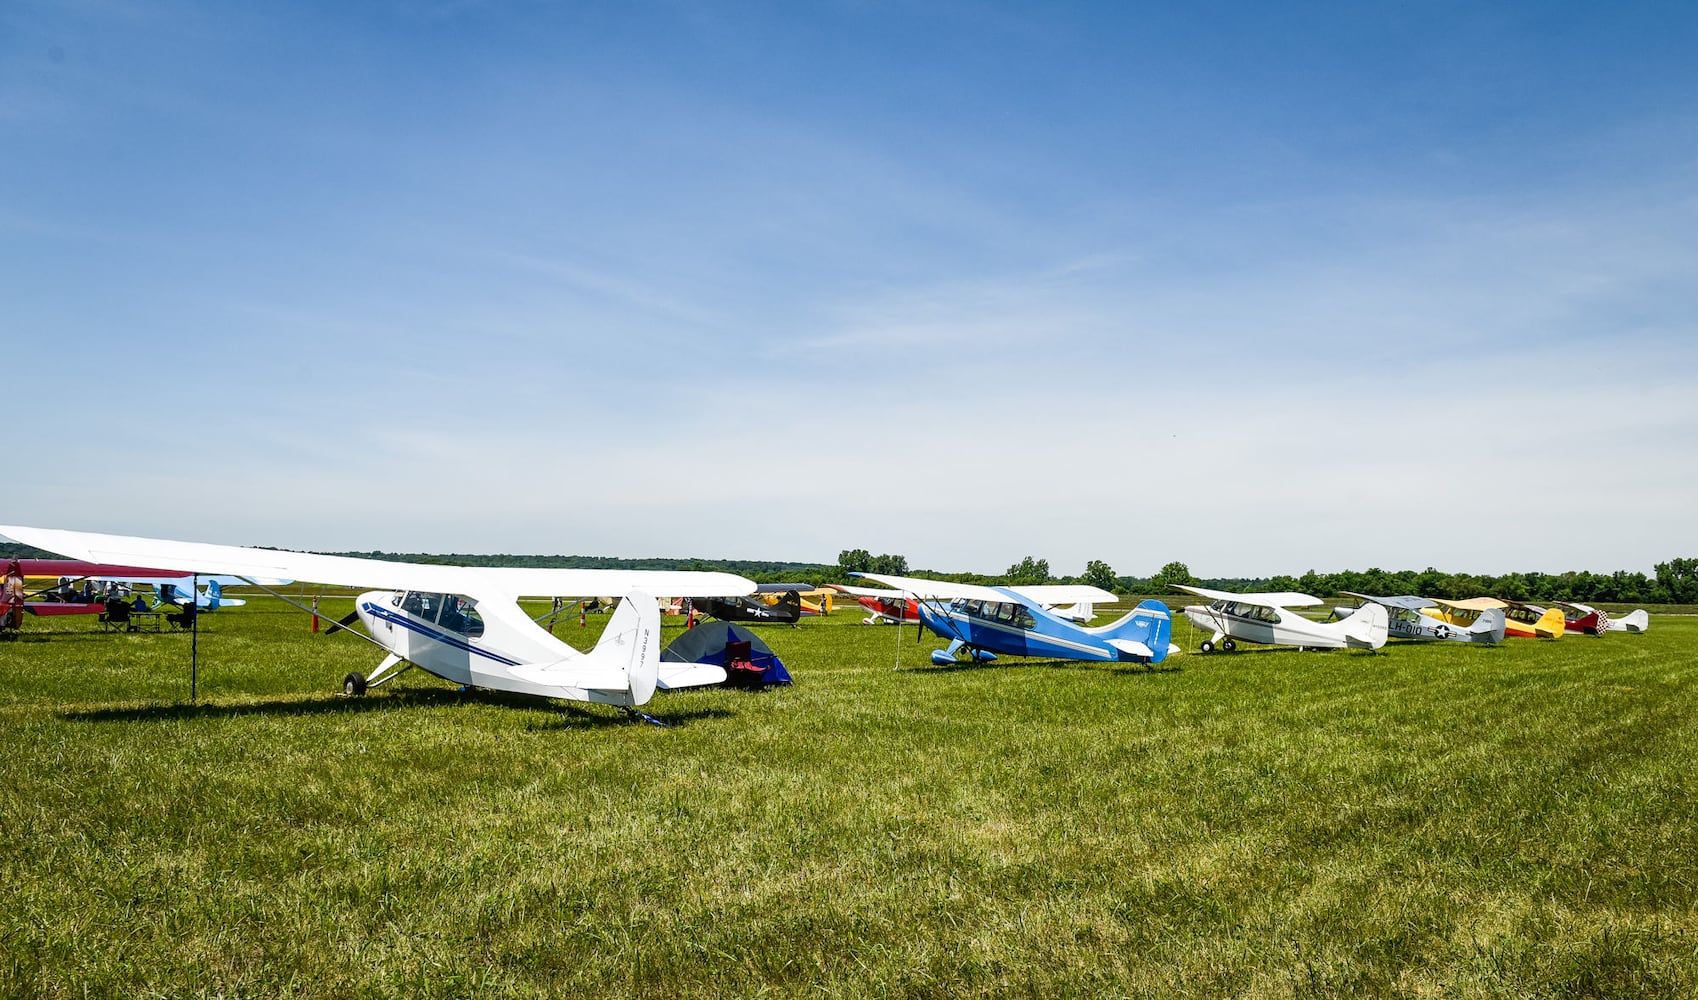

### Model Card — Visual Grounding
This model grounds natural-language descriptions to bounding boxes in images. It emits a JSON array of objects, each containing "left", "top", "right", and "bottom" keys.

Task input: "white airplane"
[
  {"left": 1173, "top": 584, "right": 1388, "bottom": 652},
  {"left": 1555, "top": 601, "right": 1650, "bottom": 635},
  {"left": 1606, "top": 607, "right": 1650, "bottom": 633},
  {"left": 0, "top": 525, "right": 757, "bottom": 715},
  {"left": 1333, "top": 592, "right": 1505, "bottom": 644}
]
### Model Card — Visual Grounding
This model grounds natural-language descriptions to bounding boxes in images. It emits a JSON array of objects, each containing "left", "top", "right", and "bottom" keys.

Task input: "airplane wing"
[
  {"left": 1003, "top": 584, "right": 1119, "bottom": 606},
  {"left": 1430, "top": 596, "right": 1507, "bottom": 612},
  {"left": 1170, "top": 584, "right": 1322, "bottom": 608},
  {"left": 850, "top": 574, "right": 1119, "bottom": 607},
  {"left": 0, "top": 525, "right": 756, "bottom": 599},
  {"left": 824, "top": 583, "right": 907, "bottom": 599},
  {"left": 1339, "top": 591, "right": 1435, "bottom": 611},
  {"left": 850, "top": 572, "right": 1013, "bottom": 604}
]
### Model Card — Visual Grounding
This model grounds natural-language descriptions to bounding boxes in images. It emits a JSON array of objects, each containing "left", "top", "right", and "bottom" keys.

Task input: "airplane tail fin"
[
  {"left": 207, "top": 579, "right": 221, "bottom": 610},
  {"left": 1338, "top": 601, "right": 1389, "bottom": 648},
  {"left": 584, "top": 591, "right": 661, "bottom": 706},
  {"left": 1613, "top": 609, "right": 1649, "bottom": 633},
  {"left": 1102, "top": 599, "right": 1173, "bottom": 664},
  {"left": 1470, "top": 608, "right": 1507, "bottom": 644}
]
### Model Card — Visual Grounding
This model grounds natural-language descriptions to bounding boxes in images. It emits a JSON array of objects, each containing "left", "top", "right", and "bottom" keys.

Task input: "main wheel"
[
  {"left": 343, "top": 672, "right": 368, "bottom": 697},
  {"left": 1200, "top": 640, "right": 1215, "bottom": 653},
  {"left": 1222, "top": 638, "right": 1237, "bottom": 652}
]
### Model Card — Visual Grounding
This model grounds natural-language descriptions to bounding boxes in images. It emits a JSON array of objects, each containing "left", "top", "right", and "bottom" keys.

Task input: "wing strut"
[{"left": 231, "top": 577, "right": 397, "bottom": 656}]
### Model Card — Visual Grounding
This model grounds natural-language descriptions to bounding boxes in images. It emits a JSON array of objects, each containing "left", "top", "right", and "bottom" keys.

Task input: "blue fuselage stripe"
[{"left": 362, "top": 602, "right": 522, "bottom": 667}]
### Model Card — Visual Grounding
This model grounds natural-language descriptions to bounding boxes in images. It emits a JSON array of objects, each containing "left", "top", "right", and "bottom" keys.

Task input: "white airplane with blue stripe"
[{"left": 1, "top": 525, "right": 757, "bottom": 716}]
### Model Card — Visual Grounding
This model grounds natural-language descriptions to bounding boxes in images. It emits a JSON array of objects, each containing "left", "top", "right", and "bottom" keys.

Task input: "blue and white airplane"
[{"left": 850, "top": 572, "right": 1177, "bottom": 667}]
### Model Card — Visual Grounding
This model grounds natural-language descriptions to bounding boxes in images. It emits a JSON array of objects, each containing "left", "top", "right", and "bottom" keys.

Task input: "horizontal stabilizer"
[
  {"left": 657, "top": 663, "right": 728, "bottom": 690},
  {"left": 1106, "top": 639, "right": 1154, "bottom": 658}
]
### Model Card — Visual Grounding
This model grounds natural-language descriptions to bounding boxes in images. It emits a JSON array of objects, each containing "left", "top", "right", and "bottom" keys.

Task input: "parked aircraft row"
[{"left": 0, "top": 525, "right": 1655, "bottom": 717}]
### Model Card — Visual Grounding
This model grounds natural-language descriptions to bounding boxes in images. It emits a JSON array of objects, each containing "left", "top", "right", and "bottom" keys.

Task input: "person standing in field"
[{"left": 3, "top": 559, "right": 25, "bottom": 633}]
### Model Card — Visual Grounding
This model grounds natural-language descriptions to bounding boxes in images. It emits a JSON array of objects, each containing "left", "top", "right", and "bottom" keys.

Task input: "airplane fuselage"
[
  {"left": 1183, "top": 599, "right": 1383, "bottom": 650},
  {"left": 351, "top": 588, "right": 660, "bottom": 705},
  {"left": 917, "top": 590, "right": 1169, "bottom": 663},
  {"left": 1334, "top": 603, "right": 1502, "bottom": 643}
]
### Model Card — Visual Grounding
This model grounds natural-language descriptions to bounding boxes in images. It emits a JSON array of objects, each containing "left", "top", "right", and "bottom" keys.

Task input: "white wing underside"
[
  {"left": 0, "top": 525, "right": 756, "bottom": 599},
  {"left": 1171, "top": 584, "right": 1323, "bottom": 608},
  {"left": 852, "top": 572, "right": 1117, "bottom": 606}
]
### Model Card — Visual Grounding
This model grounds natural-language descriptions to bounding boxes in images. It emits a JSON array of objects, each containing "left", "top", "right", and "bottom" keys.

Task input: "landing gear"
[
  {"left": 1200, "top": 640, "right": 1215, "bottom": 653},
  {"left": 1221, "top": 638, "right": 1237, "bottom": 652},
  {"left": 623, "top": 707, "right": 669, "bottom": 728},
  {"left": 343, "top": 672, "right": 367, "bottom": 697}
]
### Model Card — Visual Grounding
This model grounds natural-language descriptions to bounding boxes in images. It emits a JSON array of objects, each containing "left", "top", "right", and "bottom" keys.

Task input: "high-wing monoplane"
[
  {"left": 851, "top": 572, "right": 1174, "bottom": 666},
  {"left": 1551, "top": 602, "right": 1617, "bottom": 636},
  {"left": 1333, "top": 592, "right": 1505, "bottom": 644},
  {"left": 1, "top": 525, "right": 757, "bottom": 713},
  {"left": 1423, "top": 597, "right": 1563, "bottom": 639},
  {"left": 694, "top": 583, "right": 810, "bottom": 625},
  {"left": 1174, "top": 585, "right": 1388, "bottom": 652},
  {"left": 826, "top": 583, "right": 920, "bottom": 624}
]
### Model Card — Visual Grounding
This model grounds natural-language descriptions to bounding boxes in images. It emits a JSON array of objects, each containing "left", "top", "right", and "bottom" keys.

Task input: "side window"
[
  {"left": 403, "top": 592, "right": 446, "bottom": 623},
  {"left": 1013, "top": 606, "right": 1037, "bottom": 630},
  {"left": 994, "top": 603, "right": 1015, "bottom": 623},
  {"left": 440, "top": 595, "right": 484, "bottom": 637}
]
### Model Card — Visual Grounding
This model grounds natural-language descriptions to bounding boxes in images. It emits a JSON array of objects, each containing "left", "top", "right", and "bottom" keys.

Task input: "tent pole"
[
  {"left": 190, "top": 572, "right": 199, "bottom": 704},
  {"left": 893, "top": 592, "right": 904, "bottom": 670}
]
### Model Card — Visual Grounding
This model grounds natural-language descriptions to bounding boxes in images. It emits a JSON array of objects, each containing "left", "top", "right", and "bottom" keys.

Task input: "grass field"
[{"left": 2, "top": 600, "right": 1696, "bottom": 998}]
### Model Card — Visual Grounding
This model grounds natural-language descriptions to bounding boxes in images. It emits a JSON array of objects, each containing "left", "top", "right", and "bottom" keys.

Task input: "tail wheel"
[
  {"left": 1222, "top": 638, "right": 1238, "bottom": 652},
  {"left": 1200, "top": 640, "right": 1215, "bottom": 653},
  {"left": 343, "top": 672, "right": 368, "bottom": 697}
]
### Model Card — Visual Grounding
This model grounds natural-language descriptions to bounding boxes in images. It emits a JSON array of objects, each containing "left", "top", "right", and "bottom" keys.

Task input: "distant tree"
[
  {"left": 869, "top": 553, "right": 908, "bottom": 575},
  {"left": 838, "top": 548, "right": 873, "bottom": 574},
  {"left": 1655, "top": 557, "right": 1698, "bottom": 604},
  {"left": 1150, "top": 561, "right": 1196, "bottom": 593},
  {"left": 1005, "top": 556, "right": 1051, "bottom": 583},
  {"left": 1266, "top": 574, "right": 1299, "bottom": 593},
  {"left": 1082, "top": 559, "right": 1117, "bottom": 593},
  {"left": 1497, "top": 575, "right": 1530, "bottom": 601}
]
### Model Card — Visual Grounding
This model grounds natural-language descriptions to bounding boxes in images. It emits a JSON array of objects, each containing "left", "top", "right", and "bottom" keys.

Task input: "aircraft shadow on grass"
[
  {"left": 60, "top": 687, "right": 733, "bottom": 729},
  {"left": 908, "top": 655, "right": 1182, "bottom": 675}
]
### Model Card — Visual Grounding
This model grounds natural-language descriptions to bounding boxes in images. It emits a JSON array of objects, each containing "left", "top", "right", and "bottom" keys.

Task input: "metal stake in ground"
[{"left": 191, "top": 572, "right": 199, "bottom": 703}]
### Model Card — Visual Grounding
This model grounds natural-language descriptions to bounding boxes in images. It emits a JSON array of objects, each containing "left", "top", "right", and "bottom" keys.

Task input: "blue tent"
[{"left": 661, "top": 621, "right": 792, "bottom": 687}]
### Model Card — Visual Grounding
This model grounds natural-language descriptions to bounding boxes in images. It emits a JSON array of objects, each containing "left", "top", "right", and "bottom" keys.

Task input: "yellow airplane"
[{"left": 1426, "top": 597, "right": 1565, "bottom": 639}]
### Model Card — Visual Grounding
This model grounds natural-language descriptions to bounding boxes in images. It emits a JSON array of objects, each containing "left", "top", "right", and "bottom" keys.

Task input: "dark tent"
[{"left": 662, "top": 621, "right": 793, "bottom": 688}]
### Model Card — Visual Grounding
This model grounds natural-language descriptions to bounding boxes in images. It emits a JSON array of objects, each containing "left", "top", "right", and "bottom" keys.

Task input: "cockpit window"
[
  {"left": 439, "top": 595, "right": 484, "bottom": 637},
  {"left": 401, "top": 591, "right": 436, "bottom": 620}
]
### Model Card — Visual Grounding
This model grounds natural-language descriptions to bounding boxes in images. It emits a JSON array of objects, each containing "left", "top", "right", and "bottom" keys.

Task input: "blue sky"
[{"left": 5, "top": 1, "right": 1696, "bottom": 578}]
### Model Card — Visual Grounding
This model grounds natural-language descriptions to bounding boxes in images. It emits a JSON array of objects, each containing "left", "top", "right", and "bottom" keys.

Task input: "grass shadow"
[
  {"left": 907, "top": 656, "right": 1183, "bottom": 675},
  {"left": 58, "top": 686, "right": 694, "bottom": 729}
]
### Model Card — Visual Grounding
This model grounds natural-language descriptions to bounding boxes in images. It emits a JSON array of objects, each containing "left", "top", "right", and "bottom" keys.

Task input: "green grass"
[{"left": 3, "top": 603, "right": 1696, "bottom": 997}]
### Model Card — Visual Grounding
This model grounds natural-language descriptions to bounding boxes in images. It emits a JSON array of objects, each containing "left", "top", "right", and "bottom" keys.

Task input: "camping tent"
[{"left": 661, "top": 621, "right": 793, "bottom": 687}]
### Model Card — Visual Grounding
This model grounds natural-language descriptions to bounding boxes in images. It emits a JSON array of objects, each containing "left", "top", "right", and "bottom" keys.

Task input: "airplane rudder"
[
  {"left": 1142, "top": 599, "right": 1172, "bottom": 663},
  {"left": 594, "top": 592, "right": 661, "bottom": 706}
]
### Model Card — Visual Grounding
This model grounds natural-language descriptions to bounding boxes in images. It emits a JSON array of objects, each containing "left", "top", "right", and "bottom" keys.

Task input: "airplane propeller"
[{"left": 323, "top": 610, "right": 361, "bottom": 635}]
